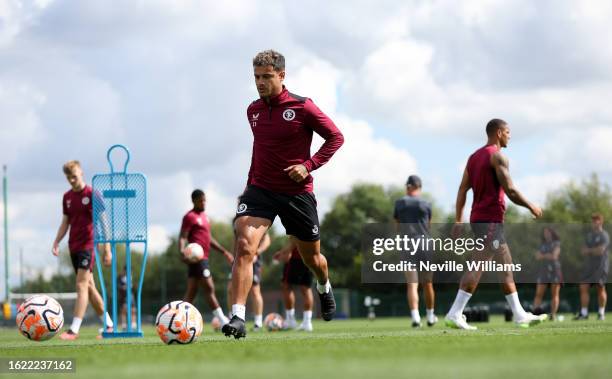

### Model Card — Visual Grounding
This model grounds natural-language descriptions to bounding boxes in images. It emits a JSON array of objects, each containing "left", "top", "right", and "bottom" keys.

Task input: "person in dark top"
[
  {"left": 532, "top": 227, "right": 562, "bottom": 320},
  {"left": 575, "top": 213, "right": 609, "bottom": 321},
  {"left": 394, "top": 175, "right": 436, "bottom": 327}
]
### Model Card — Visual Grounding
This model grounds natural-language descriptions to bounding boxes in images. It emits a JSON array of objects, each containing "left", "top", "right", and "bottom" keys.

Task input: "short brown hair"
[
  {"left": 62, "top": 160, "right": 81, "bottom": 175},
  {"left": 592, "top": 213, "right": 604, "bottom": 222},
  {"left": 253, "top": 50, "right": 285, "bottom": 71}
]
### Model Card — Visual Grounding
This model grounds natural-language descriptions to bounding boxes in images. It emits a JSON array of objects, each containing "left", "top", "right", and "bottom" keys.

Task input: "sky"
[{"left": 1, "top": 0, "right": 612, "bottom": 293}]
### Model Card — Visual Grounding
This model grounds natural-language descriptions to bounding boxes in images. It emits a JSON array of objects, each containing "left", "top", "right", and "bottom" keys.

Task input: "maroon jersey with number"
[
  {"left": 467, "top": 144, "right": 506, "bottom": 223},
  {"left": 63, "top": 185, "right": 94, "bottom": 253},
  {"left": 246, "top": 86, "right": 344, "bottom": 195},
  {"left": 181, "top": 210, "right": 211, "bottom": 259}
]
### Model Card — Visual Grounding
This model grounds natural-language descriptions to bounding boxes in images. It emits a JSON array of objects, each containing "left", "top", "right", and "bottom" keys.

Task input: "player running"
[
  {"left": 445, "top": 119, "right": 546, "bottom": 330},
  {"left": 532, "top": 227, "right": 562, "bottom": 320},
  {"left": 393, "top": 175, "right": 437, "bottom": 327},
  {"left": 574, "top": 213, "right": 609, "bottom": 321},
  {"left": 223, "top": 50, "right": 344, "bottom": 339},
  {"left": 52, "top": 160, "right": 114, "bottom": 340},
  {"left": 274, "top": 239, "right": 315, "bottom": 331},
  {"left": 179, "top": 189, "right": 233, "bottom": 326}
]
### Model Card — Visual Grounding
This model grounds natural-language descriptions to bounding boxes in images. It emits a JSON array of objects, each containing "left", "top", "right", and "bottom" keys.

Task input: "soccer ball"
[
  {"left": 210, "top": 316, "right": 222, "bottom": 332},
  {"left": 155, "top": 301, "right": 203, "bottom": 344},
  {"left": 183, "top": 243, "right": 204, "bottom": 263},
  {"left": 264, "top": 313, "right": 284, "bottom": 332},
  {"left": 16, "top": 295, "right": 64, "bottom": 341}
]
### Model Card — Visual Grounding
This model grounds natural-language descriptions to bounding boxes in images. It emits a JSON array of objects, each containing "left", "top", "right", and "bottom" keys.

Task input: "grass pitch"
[{"left": 1, "top": 315, "right": 611, "bottom": 379}]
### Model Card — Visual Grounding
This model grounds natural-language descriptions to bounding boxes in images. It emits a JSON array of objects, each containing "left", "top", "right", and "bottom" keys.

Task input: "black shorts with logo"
[
  {"left": 71, "top": 250, "right": 95, "bottom": 273},
  {"left": 470, "top": 222, "right": 506, "bottom": 252},
  {"left": 187, "top": 259, "right": 211, "bottom": 279},
  {"left": 235, "top": 185, "right": 320, "bottom": 242},
  {"left": 282, "top": 258, "right": 314, "bottom": 287}
]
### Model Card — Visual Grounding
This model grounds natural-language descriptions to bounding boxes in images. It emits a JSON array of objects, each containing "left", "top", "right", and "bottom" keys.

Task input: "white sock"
[
  {"left": 316, "top": 280, "right": 331, "bottom": 294},
  {"left": 505, "top": 292, "right": 528, "bottom": 319},
  {"left": 581, "top": 307, "right": 588, "bottom": 316},
  {"left": 599, "top": 307, "right": 605, "bottom": 317},
  {"left": 231, "top": 304, "right": 246, "bottom": 321},
  {"left": 70, "top": 317, "right": 83, "bottom": 334},
  {"left": 410, "top": 309, "right": 421, "bottom": 323},
  {"left": 303, "top": 310, "right": 313, "bottom": 324},
  {"left": 100, "top": 312, "right": 113, "bottom": 327},
  {"left": 447, "top": 289, "right": 472, "bottom": 317},
  {"left": 254, "top": 314, "right": 263, "bottom": 327},
  {"left": 212, "top": 307, "right": 227, "bottom": 320},
  {"left": 426, "top": 308, "right": 435, "bottom": 322},
  {"left": 286, "top": 308, "right": 295, "bottom": 320}
]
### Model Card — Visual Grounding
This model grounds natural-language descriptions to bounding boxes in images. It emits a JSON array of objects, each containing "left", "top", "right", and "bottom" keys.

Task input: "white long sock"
[
  {"left": 426, "top": 308, "right": 435, "bottom": 322},
  {"left": 303, "top": 310, "right": 313, "bottom": 324},
  {"left": 231, "top": 304, "right": 246, "bottom": 321},
  {"left": 316, "top": 280, "right": 331, "bottom": 294},
  {"left": 599, "top": 307, "right": 605, "bottom": 317},
  {"left": 70, "top": 317, "right": 83, "bottom": 334},
  {"left": 581, "top": 307, "right": 588, "bottom": 316},
  {"left": 213, "top": 307, "right": 229, "bottom": 324},
  {"left": 254, "top": 314, "right": 263, "bottom": 327},
  {"left": 447, "top": 289, "right": 472, "bottom": 317},
  {"left": 285, "top": 308, "right": 295, "bottom": 321},
  {"left": 505, "top": 292, "right": 528, "bottom": 319},
  {"left": 410, "top": 309, "right": 421, "bottom": 323},
  {"left": 99, "top": 312, "right": 114, "bottom": 327}
]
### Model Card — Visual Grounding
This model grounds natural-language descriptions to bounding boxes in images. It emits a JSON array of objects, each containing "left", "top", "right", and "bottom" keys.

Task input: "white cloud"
[{"left": 514, "top": 172, "right": 572, "bottom": 207}]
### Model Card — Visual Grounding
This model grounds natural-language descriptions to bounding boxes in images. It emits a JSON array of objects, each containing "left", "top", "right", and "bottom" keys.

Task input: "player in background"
[
  {"left": 180, "top": 189, "right": 233, "bottom": 326},
  {"left": 393, "top": 175, "right": 437, "bottom": 327},
  {"left": 274, "top": 239, "right": 315, "bottom": 331},
  {"left": 445, "top": 119, "right": 546, "bottom": 330},
  {"left": 52, "top": 160, "right": 114, "bottom": 340},
  {"left": 532, "top": 227, "right": 562, "bottom": 320},
  {"left": 223, "top": 50, "right": 344, "bottom": 339},
  {"left": 574, "top": 213, "right": 609, "bottom": 321},
  {"left": 117, "top": 265, "right": 137, "bottom": 330}
]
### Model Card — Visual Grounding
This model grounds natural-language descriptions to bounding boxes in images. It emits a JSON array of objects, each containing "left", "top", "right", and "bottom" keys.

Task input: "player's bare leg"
[
  {"left": 550, "top": 284, "right": 560, "bottom": 320},
  {"left": 298, "top": 285, "right": 314, "bottom": 331},
  {"left": 249, "top": 284, "right": 264, "bottom": 329},
  {"left": 223, "top": 216, "right": 270, "bottom": 338},
  {"left": 404, "top": 270, "right": 421, "bottom": 327},
  {"left": 201, "top": 276, "right": 230, "bottom": 325},
  {"left": 533, "top": 284, "right": 547, "bottom": 313},
  {"left": 281, "top": 281, "right": 297, "bottom": 329},
  {"left": 87, "top": 275, "right": 113, "bottom": 334},
  {"left": 182, "top": 278, "right": 198, "bottom": 303},
  {"left": 576, "top": 283, "right": 591, "bottom": 320},
  {"left": 294, "top": 238, "right": 336, "bottom": 321},
  {"left": 597, "top": 284, "right": 607, "bottom": 320},
  {"left": 422, "top": 281, "right": 437, "bottom": 326},
  {"left": 60, "top": 269, "right": 90, "bottom": 340}
]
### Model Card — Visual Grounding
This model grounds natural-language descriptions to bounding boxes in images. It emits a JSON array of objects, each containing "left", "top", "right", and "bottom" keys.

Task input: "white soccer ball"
[
  {"left": 155, "top": 301, "right": 203, "bottom": 344},
  {"left": 183, "top": 243, "right": 204, "bottom": 263},
  {"left": 264, "top": 312, "right": 284, "bottom": 332},
  {"left": 16, "top": 295, "right": 64, "bottom": 341}
]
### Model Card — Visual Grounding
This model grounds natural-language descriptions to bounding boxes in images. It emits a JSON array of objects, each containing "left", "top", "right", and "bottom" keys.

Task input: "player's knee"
[{"left": 235, "top": 236, "right": 257, "bottom": 257}]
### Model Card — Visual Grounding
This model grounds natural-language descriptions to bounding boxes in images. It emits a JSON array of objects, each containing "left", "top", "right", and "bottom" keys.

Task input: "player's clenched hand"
[
  {"left": 52, "top": 243, "right": 60, "bottom": 257},
  {"left": 284, "top": 164, "right": 308, "bottom": 183},
  {"left": 224, "top": 251, "right": 234, "bottom": 265},
  {"left": 529, "top": 204, "right": 543, "bottom": 219},
  {"left": 179, "top": 249, "right": 189, "bottom": 264}
]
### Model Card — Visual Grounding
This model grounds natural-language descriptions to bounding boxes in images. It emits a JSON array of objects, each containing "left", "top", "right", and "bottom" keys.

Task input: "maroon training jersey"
[
  {"left": 290, "top": 246, "right": 301, "bottom": 260},
  {"left": 466, "top": 144, "right": 506, "bottom": 223},
  {"left": 63, "top": 185, "right": 94, "bottom": 253},
  {"left": 246, "top": 86, "right": 344, "bottom": 195},
  {"left": 181, "top": 210, "right": 211, "bottom": 260}
]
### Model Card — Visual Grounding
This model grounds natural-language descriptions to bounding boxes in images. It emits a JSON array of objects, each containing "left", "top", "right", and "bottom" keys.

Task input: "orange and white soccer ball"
[
  {"left": 264, "top": 313, "right": 284, "bottom": 332},
  {"left": 16, "top": 295, "right": 64, "bottom": 341},
  {"left": 155, "top": 301, "right": 203, "bottom": 344},
  {"left": 183, "top": 243, "right": 204, "bottom": 263}
]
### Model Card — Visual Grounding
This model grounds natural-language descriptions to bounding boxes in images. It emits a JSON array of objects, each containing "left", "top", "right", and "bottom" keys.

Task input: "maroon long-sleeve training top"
[{"left": 246, "top": 86, "right": 344, "bottom": 195}]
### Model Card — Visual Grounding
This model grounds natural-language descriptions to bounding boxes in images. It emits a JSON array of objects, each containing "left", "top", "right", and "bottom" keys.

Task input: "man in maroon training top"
[
  {"left": 445, "top": 119, "right": 547, "bottom": 330},
  {"left": 179, "top": 189, "right": 233, "bottom": 327},
  {"left": 223, "top": 50, "right": 344, "bottom": 339}
]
